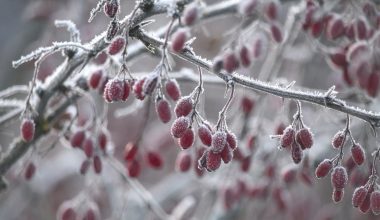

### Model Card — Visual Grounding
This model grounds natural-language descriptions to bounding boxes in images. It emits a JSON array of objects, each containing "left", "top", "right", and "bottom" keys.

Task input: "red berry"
[
  {"left": 165, "top": 79, "right": 181, "bottom": 101},
  {"left": 108, "top": 36, "right": 125, "bottom": 55},
  {"left": 70, "top": 130, "right": 85, "bottom": 148},
  {"left": 352, "top": 186, "right": 368, "bottom": 208},
  {"left": 265, "top": 1, "right": 279, "bottom": 21},
  {"left": 331, "top": 166, "right": 348, "bottom": 190},
  {"left": 124, "top": 142, "right": 138, "bottom": 161},
  {"left": 239, "top": 45, "right": 251, "bottom": 67},
  {"left": 326, "top": 14, "right": 345, "bottom": 39},
  {"left": 240, "top": 156, "right": 251, "bottom": 172},
  {"left": 295, "top": 127, "right": 313, "bottom": 149},
  {"left": 171, "top": 29, "right": 188, "bottom": 52},
  {"left": 175, "top": 151, "right": 192, "bottom": 172},
  {"left": 281, "top": 165, "right": 297, "bottom": 184},
  {"left": 251, "top": 33, "right": 267, "bottom": 59},
  {"left": 223, "top": 50, "right": 239, "bottom": 73},
  {"left": 122, "top": 80, "right": 130, "bottom": 101},
  {"left": 127, "top": 160, "right": 141, "bottom": 177},
  {"left": 355, "top": 17, "right": 368, "bottom": 40},
  {"left": 332, "top": 130, "right": 345, "bottom": 149},
  {"left": 280, "top": 125, "right": 295, "bottom": 148},
  {"left": 179, "top": 128, "right": 195, "bottom": 149},
  {"left": 98, "top": 131, "right": 107, "bottom": 152},
  {"left": 183, "top": 4, "right": 198, "bottom": 26},
  {"left": 88, "top": 70, "right": 103, "bottom": 89},
  {"left": 221, "top": 144, "right": 233, "bottom": 164},
  {"left": 238, "top": 0, "right": 257, "bottom": 16},
  {"left": 93, "top": 155, "right": 102, "bottom": 174},
  {"left": 226, "top": 131, "right": 237, "bottom": 150},
  {"left": 80, "top": 160, "right": 90, "bottom": 175},
  {"left": 351, "top": 143, "right": 365, "bottom": 165},
  {"left": 360, "top": 192, "right": 372, "bottom": 213},
  {"left": 142, "top": 74, "right": 158, "bottom": 96},
  {"left": 175, "top": 96, "right": 193, "bottom": 117},
  {"left": 241, "top": 96, "right": 254, "bottom": 114},
  {"left": 211, "top": 131, "right": 227, "bottom": 153},
  {"left": 171, "top": 116, "right": 190, "bottom": 138},
  {"left": 83, "top": 208, "right": 97, "bottom": 220},
  {"left": 328, "top": 50, "right": 347, "bottom": 69},
  {"left": 82, "top": 138, "right": 94, "bottom": 158},
  {"left": 20, "top": 118, "right": 35, "bottom": 142},
  {"left": 370, "top": 191, "right": 380, "bottom": 215},
  {"left": 367, "top": 71, "right": 380, "bottom": 97},
  {"left": 93, "top": 51, "right": 108, "bottom": 65},
  {"left": 206, "top": 150, "right": 221, "bottom": 171},
  {"left": 315, "top": 159, "right": 332, "bottom": 178},
  {"left": 291, "top": 143, "right": 303, "bottom": 164},
  {"left": 24, "top": 162, "right": 36, "bottom": 180},
  {"left": 198, "top": 124, "right": 212, "bottom": 146},
  {"left": 104, "top": 0, "right": 119, "bottom": 18},
  {"left": 310, "top": 19, "right": 324, "bottom": 38},
  {"left": 58, "top": 207, "right": 77, "bottom": 220},
  {"left": 133, "top": 78, "right": 146, "bottom": 100},
  {"left": 146, "top": 151, "right": 163, "bottom": 169},
  {"left": 105, "top": 79, "right": 124, "bottom": 102},
  {"left": 156, "top": 98, "right": 171, "bottom": 123},
  {"left": 270, "top": 23, "right": 283, "bottom": 43},
  {"left": 275, "top": 123, "right": 286, "bottom": 135},
  {"left": 332, "top": 188, "right": 344, "bottom": 203}
]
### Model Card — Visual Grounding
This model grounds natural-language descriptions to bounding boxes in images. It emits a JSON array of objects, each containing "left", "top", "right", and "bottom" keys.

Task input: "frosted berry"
[
  {"left": 360, "top": 192, "right": 372, "bottom": 213},
  {"left": 171, "top": 116, "right": 190, "bottom": 138},
  {"left": 331, "top": 166, "right": 348, "bottom": 190},
  {"left": 239, "top": 45, "right": 251, "bottom": 67},
  {"left": 171, "top": 29, "right": 188, "bottom": 52},
  {"left": 24, "top": 162, "right": 36, "bottom": 180},
  {"left": 329, "top": 50, "right": 347, "bottom": 69},
  {"left": 326, "top": 14, "right": 345, "bottom": 39},
  {"left": 352, "top": 186, "right": 368, "bottom": 208},
  {"left": 226, "top": 131, "right": 237, "bottom": 150},
  {"left": 211, "top": 131, "right": 227, "bottom": 153},
  {"left": 175, "top": 96, "right": 193, "bottom": 117},
  {"left": 20, "top": 118, "right": 35, "bottom": 142},
  {"left": 156, "top": 98, "right": 172, "bottom": 123},
  {"left": 265, "top": 1, "right": 279, "bottom": 21},
  {"left": 124, "top": 142, "right": 138, "bottom": 161},
  {"left": 280, "top": 125, "right": 295, "bottom": 148},
  {"left": 183, "top": 4, "right": 199, "bottom": 26},
  {"left": 332, "top": 130, "right": 345, "bottom": 149},
  {"left": 206, "top": 150, "right": 221, "bottom": 171},
  {"left": 106, "top": 20, "right": 119, "bottom": 42},
  {"left": 179, "top": 128, "right": 195, "bottom": 149},
  {"left": 93, "top": 51, "right": 108, "bottom": 65},
  {"left": 270, "top": 23, "right": 283, "bottom": 43},
  {"left": 291, "top": 143, "right": 302, "bottom": 164},
  {"left": 88, "top": 70, "right": 103, "bottom": 89},
  {"left": 332, "top": 189, "right": 344, "bottom": 203},
  {"left": 93, "top": 155, "right": 102, "bottom": 174},
  {"left": 82, "top": 138, "right": 94, "bottom": 158},
  {"left": 295, "top": 127, "right": 313, "bottom": 149},
  {"left": 108, "top": 36, "right": 125, "bottom": 55},
  {"left": 121, "top": 80, "right": 130, "bottom": 101},
  {"left": 106, "top": 79, "right": 124, "bottom": 102},
  {"left": 104, "top": 0, "right": 119, "bottom": 18},
  {"left": 355, "top": 17, "right": 368, "bottom": 40},
  {"left": 127, "top": 160, "right": 141, "bottom": 177},
  {"left": 165, "top": 79, "right": 181, "bottom": 101},
  {"left": 221, "top": 144, "right": 233, "bottom": 164},
  {"left": 198, "top": 124, "right": 212, "bottom": 146},
  {"left": 175, "top": 151, "right": 192, "bottom": 172},
  {"left": 146, "top": 151, "right": 163, "bottom": 169},
  {"left": 370, "top": 191, "right": 380, "bottom": 215},
  {"left": 315, "top": 159, "right": 332, "bottom": 178},
  {"left": 223, "top": 50, "right": 239, "bottom": 73},
  {"left": 241, "top": 96, "right": 254, "bottom": 114},
  {"left": 133, "top": 78, "right": 146, "bottom": 100},
  {"left": 351, "top": 143, "right": 365, "bottom": 165},
  {"left": 70, "top": 130, "right": 85, "bottom": 148},
  {"left": 142, "top": 74, "right": 158, "bottom": 96}
]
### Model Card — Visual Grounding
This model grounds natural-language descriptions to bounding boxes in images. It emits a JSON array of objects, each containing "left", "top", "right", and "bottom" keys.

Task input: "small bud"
[{"left": 106, "top": 20, "right": 119, "bottom": 42}]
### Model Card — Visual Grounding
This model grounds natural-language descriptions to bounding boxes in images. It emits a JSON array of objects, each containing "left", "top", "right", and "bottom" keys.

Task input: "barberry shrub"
[{"left": 1, "top": 0, "right": 380, "bottom": 219}]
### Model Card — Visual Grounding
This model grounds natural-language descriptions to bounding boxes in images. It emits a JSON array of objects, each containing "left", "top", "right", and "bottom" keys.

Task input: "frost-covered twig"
[{"left": 54, "top": 20, "right": 81, "bottom": 42}]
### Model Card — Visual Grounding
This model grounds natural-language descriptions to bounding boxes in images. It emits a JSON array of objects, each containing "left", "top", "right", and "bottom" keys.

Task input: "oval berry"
[
  {"left": 331, "top": 166, "right": 348, "bottom": 190},
  {"left": 370, "top": 191, "right": 380, "bottom": 215},
  {"left": 175, "top": 96, "right": 193, "bottom": 117},
  {"left": 104, "top": 0, "right": 119, "bottom": 18},
  {"left": 21, "top": 118, "right": 35, "bottom": 142},
  {"left": 280, "top": 126, "right": 295, "bottom": 148},
  {"left": 291, "top": 143, "right": 302, "bottom": 164},
  {"left": 93, "top": 155, "right": 102, "bottom": 174},
  {"left": 315, "top": 159, "right": 333, "bottom": 178},
  {"left": 127, "top": 160, "right": 141, "bottom": 178},
  {"left": 133, "top": 78, "right": 146, "bottom": 100},
  {"left": 183, "top": 4, "right": 198, "bottom": 26},
  {"left": 156, "top": 98, "right": 171, "bottom": 123},
  {"left": 171, "top": 116, "right": 190, "bottom": 138},
  {"left": 351, "top": 143, "right": 365, "bottom": 165},
  {"left": 226, "top": 131, "right": 237, "bottom": 150},
  {"left": 223, "top": 50, "right": 239, "bottom": 73},
  {"left": 70, "top": 130, "right": 85, "bottom": 148},
  {"left": 332, "top": 189, "right": 344, "bottom": 203},
  {"left": 146, "top": 151, "right": 163, "bottom": 169},
  {"left": 211, "top": 131, "right": 227, "bottom": 153},
  {"left": 206, "top": 150, "right": 221, "bottom": 171},
  {"left": 175, "top": 151, "right": 192, "bottom": 172},
  {"left": 165, "top": 79, "right": 181, "bottom": 101},
  {"left": 198, "top": 124, "right": 212, "bottom": 146},
  {"left": 179, "top": 128, "right": 195, "bottom": 149},
  {"left": 171, "top": 29, "right": 188, "bottom": 52},
  {"left": 108, "top": 36, "right": 125, "bottom": 55},
  {"left": 295, "top": 127, "right": 313, "bottom": 149},
  {"left": 332, "top": 130, "right": 345, "bottom": 149},
  {"left": 24, "top": 162, "right": 36, "bottom": 180},
  {"left": 88, "top": 70, "right": 103, "bottom": 89},
  {"left": 352, "top": 186, "right": 368, "bottom": 208},
  {"left": 124, "top": 142, "right": 138, "bottom": 161}
]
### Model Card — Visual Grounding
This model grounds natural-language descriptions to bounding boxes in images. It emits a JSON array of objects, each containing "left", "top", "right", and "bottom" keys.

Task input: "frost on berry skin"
[
  {"left": 171, "top": 29, "right": 188, "bottom": 52},
  {"left": 226, "top": 131, "right": 237, "bottom": 150},
  {"left": 171, "top": 116, "right": 190, "bottom": 138},
  {"left": 241, "top": 96, "right": 254, "bottom": 114},
  {"left": 326, "top": 14, "right": 345, "bottom": 40},
  {"left": 238, "top": 0, "right": 257, "bottom": 16},
  {"left": 104, "top": 0, "right": 119, "bottom": 18},
  {"left": 331, "top": 166, "right": 348, "bottom": 190},
  {"left": 80, "top": 160, "right": 90, "bottom": 175},
  {"left": 291, "top": 143, "right": 303, "bottom": 164},
  {"left": 175, "top": 96, "right": 193, "bottom": 117},
  {"left": 182, "top": 3, "right": 199, "bottom": 26},
  {"left": 93, "top": 155, "right": 102, "bottom": 174},
  {"left": 360, "top": 191, "right": 372, "bottom": 213},
  {"left": 206, "top": 150, "right": 222, "bottom": 172},
  {"left": 106, "top": 20, "right": 119, "bottom": 42},
  {"left": 108, "top": 36, "right": 125, "bottom": 55},
  {"left": 239, "top": 45, "right": 251, "bottom": 67},
  {"left": 280, "top": 125, "right": 295, "bottom": 148},
  {"left": 165, "top": 79, "right": 181, "bottom": 101},
  {"left": 127, "top": 160, "right": 141, "bottom": 178},
  {"left": 221, "top": 144, "right": 233, "bottom": 164},
  {"left": 370, "top": 191, "right": 380, "bottom": 215},
  {"left": 146, "top": 151, "right": 163, "bottom": 169},
  {"left": 70, "top": 130, "right": 85, "bottom": 148},
  {"left": 265, "top": 0, "right": 279, "bottom": 21},
  {"left": 223, "top": 50, "right": 239, "bottom": 73},
  {"left": 332, "top": 189, "right": 344, "bottom": 203},
  {"left": 20, "top": 118, "right": 35, "bottom": 143},
  {"left": 93, "top": 51, "right": 108, "bottom": 65},
  {"left": 82, "top": 138, "right": 94, "bottom": 158},
  {"left": 133, "top": 78, "right": 146, "bottom": 100},
  {"left": 211, "top": 131, "right": 227, "bottom": 153},
  {"left": 270, "top": 23, "right": 283, "bottom": 43},
  {"left": 315, "top": 159, "right": 333, "bottom": 178},
  {"left": 122, "top": 80, "right": 130, "bottom": 101},
  {"left": 175, "top": 151, "right": 192, "bottom": 172},
  {"left": 57, "top": 206, "right": 77, "bottom": 220},
  {"left": 105, "top": 79, "right": 124, "bottom": 102},
  {"left": 124, "top": 142, "right": 138, "bottom": 161},
  {"left": 295, "top": 127, "right": 313, "bottom": 149},
  {"left": 198, "top": 124, "right": 212, "bottom": 146},
  {"left": 155, "top": 98, "right": 171, "bottom": 123},
  {"left": 24, "top": 162, "right": 36, "bottom": 180},
  {"left": 88, "top": 70, "right": 103, "bottom": 89},
  {"left": 351, "top": 143, "right": 365, "bottom": 166},
  {"left": 179, "top": 128, "right": 195, "bottom": 149},
  {"left": 352, "top": 186, "right": 368, "bottom": 208},
  {"left": 332, "top": 130, "right": 345, "bottom": 149}
]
